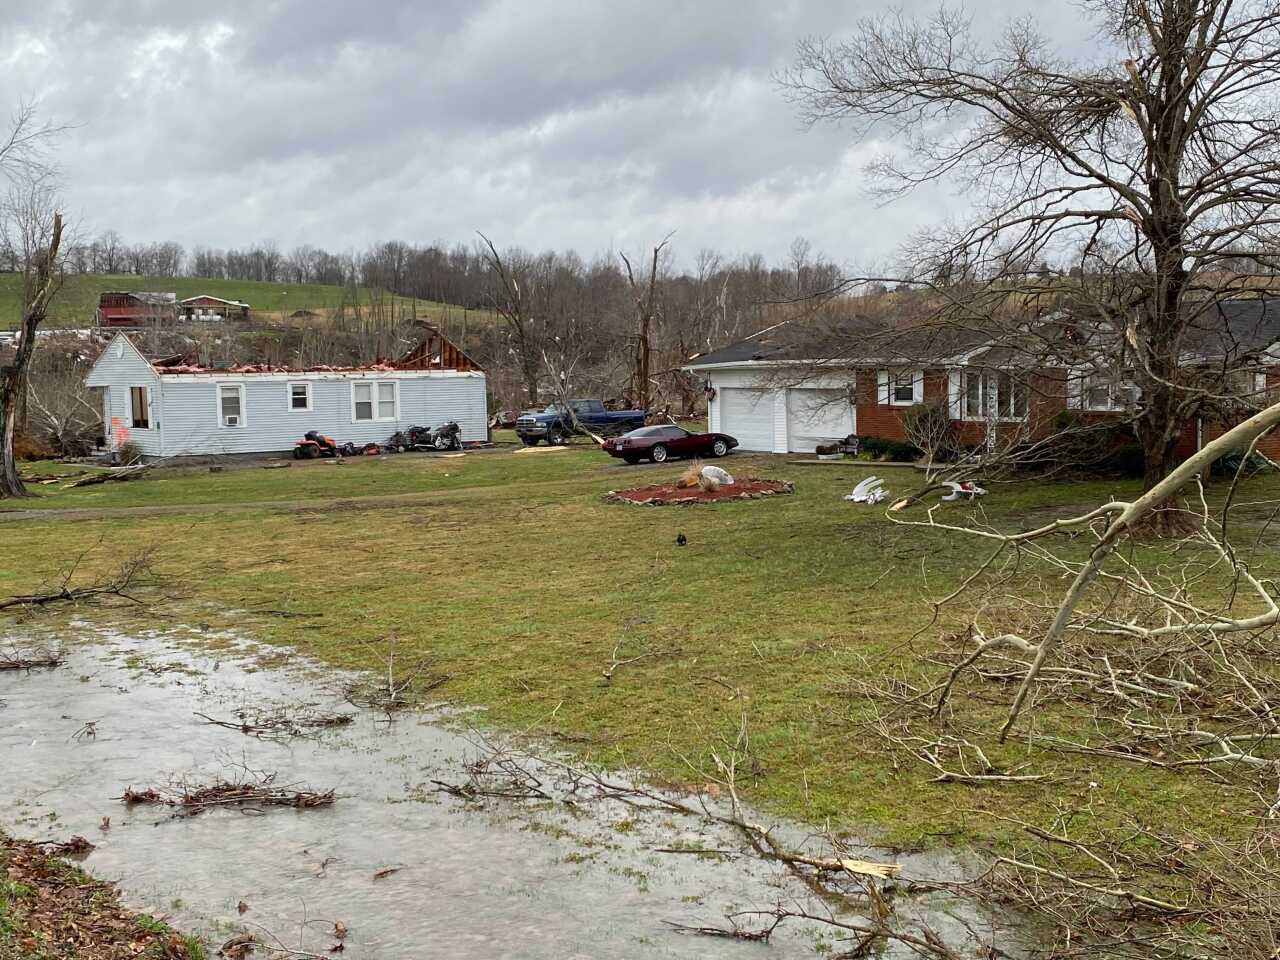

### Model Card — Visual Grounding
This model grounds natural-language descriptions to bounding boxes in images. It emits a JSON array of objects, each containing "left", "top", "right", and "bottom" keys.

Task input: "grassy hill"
[{"left": 0, "top": 273, "right": 486, "bottom": 329}]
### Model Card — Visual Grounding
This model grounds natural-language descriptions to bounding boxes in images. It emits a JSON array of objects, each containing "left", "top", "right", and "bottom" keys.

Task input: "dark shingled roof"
[
  {"left": 687, "top": 299, "right": 1280, "bottom": 369},
  {"left": 686, "top": 315, "right": 995, "bottom": 368},
  {"left": 1187, "top": 298, "right": 1280, "bottom": 358}
]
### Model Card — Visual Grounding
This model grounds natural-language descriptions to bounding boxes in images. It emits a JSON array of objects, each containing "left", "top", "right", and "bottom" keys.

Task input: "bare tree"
[
  {"left": 0, "top": 190, "right": 64, "bottom": 496},
  {"left": 784, "top": 0, "right": 1280, "bottom": 496},
  {"left": 0, "top": 105, "right": 65, "bottom": 498},
  {"left": 620, "top": 235, "right": 672, "bottom": 412}
]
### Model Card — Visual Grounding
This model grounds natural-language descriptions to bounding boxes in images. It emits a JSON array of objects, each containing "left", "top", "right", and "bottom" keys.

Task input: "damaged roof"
[
  {"left": 687, "top": 298, "right": 1280, "bottom": 370},
  {"left": 685, "top": 315, "right": 993, "bottom": 368}
]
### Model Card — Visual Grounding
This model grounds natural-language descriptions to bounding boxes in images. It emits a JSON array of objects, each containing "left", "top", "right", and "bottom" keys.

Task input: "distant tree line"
[{"left": 29, "top": 230, "right": 844, "bottom": 413}]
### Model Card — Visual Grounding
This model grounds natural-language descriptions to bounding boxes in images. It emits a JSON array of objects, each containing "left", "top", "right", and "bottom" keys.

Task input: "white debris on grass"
[{"left": 844, "top": 476, "right": 888, "bottom": 504}]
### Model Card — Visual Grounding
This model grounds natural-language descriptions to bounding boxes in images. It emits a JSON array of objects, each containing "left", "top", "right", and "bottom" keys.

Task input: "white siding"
[
  {"left": 702, "top": 365, "right": 855, "bottom": 454},
  {"left": 84, "top": 336, "right": 164, "bottom": 457},
  {"left": 786, "top": 388, "right": 855, "bottom": 453},
  {"left": 154, "top": 371, "right": 488, "bottom": 457}
]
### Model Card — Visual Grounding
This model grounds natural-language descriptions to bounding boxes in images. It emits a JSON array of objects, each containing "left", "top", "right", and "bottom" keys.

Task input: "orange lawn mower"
[{"left": 293, "top": 431, "right": 382, "bottom": 459}]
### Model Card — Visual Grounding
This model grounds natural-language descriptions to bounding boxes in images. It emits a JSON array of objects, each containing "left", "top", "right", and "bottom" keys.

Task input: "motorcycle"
[{"left": 386, "top": 421, "right": 462, "bottom": 453}]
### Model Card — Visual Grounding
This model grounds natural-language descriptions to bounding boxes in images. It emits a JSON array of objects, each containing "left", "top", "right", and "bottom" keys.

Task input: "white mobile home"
[{"left": 85, "top": 334, "right": 488, "bottom": 459}]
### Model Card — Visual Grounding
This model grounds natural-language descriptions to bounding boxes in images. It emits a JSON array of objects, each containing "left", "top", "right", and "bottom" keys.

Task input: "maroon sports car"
[{"left": 603, "top": 425, "right": 739, "bottom": 464}]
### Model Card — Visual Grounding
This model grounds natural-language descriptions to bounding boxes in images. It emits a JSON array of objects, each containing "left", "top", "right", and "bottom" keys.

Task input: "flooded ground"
[{"left": 0, "top": 626, "right": 1016, "bottom": 958}]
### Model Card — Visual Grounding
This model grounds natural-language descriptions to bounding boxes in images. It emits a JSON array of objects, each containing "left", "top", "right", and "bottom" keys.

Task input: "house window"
[
  {"left": 353, "top": 381, "right": 397, "bottom": 422},
  {"left": 289, "top": 382, "right": 312, "bottom": 411},
  {"left": 960, "top": 371, "right": 1028, "bottom": 421},
  {"left": 891, "top": 371, "right": 915, "bottom": 404},
  {"left": 880, "top": 369, "right": 923, "bottom": 406},
  {"left": 129, "top": 386, "right": 150, "bottom": 429},
  {"left": 218, "top": 384, "right": 245, "bottom": 427},
  {"left": 1081, "top": 376, "right": 1139, "bottom": 412}
]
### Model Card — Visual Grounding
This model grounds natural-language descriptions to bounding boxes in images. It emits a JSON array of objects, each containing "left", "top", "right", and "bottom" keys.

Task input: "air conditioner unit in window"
[{"left": 225, "top": 416, "right": 240, "bottom": 427}]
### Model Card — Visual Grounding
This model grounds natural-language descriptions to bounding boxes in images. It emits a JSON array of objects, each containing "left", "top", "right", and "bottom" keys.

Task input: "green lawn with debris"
[{"left": 1, "top": 448, "right": 1275, "bottom": 869}]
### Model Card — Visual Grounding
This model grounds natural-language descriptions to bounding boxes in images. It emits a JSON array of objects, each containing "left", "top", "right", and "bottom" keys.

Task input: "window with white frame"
[
  {"left": 960, "top": 370, "right": 1028, "bottom": 421},
  {"left": 352, "top": 381, "right": 397, "bottom": 422},
  {"left": 1080, "top": 375, "right": 1139, "bottom": 412},
  {"left": 288, "top": 382, "right": 312, "bottom": 411},
  {"left": 218, "top": 384, "right": 245, "bottom": 427},
  {"left": 879, "top": 369, "right": 923, "bottom": 406}
]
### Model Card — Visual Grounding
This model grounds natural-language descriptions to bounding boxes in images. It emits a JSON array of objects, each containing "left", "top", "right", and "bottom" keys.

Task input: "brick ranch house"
[{"left": 684, "top": 300, "right": 1280, "bottom": 459}]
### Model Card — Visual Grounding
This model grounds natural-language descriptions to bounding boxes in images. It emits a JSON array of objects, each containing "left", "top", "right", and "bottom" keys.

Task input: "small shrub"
[
  {"left": 1103, "top": 444, "right": 1145, "bottom": 478},
  {"left": 12, "top": 430, "right": 55, "bottom": 461},
  {"left": 116, "top": 441, "right": 144, "bottom": 466}
]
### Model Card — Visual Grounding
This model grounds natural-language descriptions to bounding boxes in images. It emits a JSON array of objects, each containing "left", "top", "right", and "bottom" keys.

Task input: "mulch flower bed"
[
  {"left": 605, "top": 478, "right": 794, "bottom": 506},
  {"left": 0, "top": 831, "right": 197, "bottom": 959}
]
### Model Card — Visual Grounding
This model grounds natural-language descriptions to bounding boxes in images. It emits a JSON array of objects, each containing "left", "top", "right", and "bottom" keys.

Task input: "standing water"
[{"left": 0, "top": 626, "right": 1012, "bottom": 958}]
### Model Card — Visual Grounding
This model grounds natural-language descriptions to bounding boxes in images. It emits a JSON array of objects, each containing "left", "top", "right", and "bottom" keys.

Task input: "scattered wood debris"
[
  {"left": 64, "top": 462, "right": 158, "bottom": 487},
  {"left": 117, "top": 771, "right": 336, "bottom": 815},
  {"left": 0, "top": 547, "right": 163, "bottom": 611},
  {"left": 35, "top": 835, "right": 95, "bottom": 857}
]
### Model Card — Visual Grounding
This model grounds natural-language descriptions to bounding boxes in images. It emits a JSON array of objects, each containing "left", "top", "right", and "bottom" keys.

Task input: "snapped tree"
[
  {"left": 784, "top": 0, "right": 1280, "bottom": 491},
  {"left": 0, "top": 105, "right": 66, "bottom": 499}
]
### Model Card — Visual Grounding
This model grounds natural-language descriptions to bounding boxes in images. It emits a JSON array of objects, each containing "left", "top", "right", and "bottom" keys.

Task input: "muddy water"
[{"left": 0, "top": 627, "right": 1014, "bottom": 958}]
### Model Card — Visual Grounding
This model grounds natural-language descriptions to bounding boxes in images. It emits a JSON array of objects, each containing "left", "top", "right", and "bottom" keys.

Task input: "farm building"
[
  {"left": 96, "top": 292, "right": 178, "bottom": 327},
  {"left": 685, "top": 302, "right": 1280, "bottom": 457},
  {"left": 178, "top": 295, "right": 250, "bottom": 322},
  {"left": 84, "top": 330, "right": 487, "bottom": 460}
]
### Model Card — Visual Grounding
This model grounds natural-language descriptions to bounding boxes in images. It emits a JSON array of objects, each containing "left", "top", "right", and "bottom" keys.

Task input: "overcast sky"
[{"left": 2, "top": 1, "right": 1100, "bottom": 269}]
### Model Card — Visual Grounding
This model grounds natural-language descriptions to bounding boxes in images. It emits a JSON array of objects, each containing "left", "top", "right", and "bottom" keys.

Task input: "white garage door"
[
  {"left": 786, "top": 388, "right": 854, "bottom": 453},
  {"left": 719, "top": 388, "right": 775, "bottom": 452}
]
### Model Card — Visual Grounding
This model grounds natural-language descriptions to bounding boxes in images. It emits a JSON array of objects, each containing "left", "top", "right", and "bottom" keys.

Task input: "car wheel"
[
  {"left": 711, "top": 439, "right": 729, "bottom": 458},
  {"left": 521, "top": 436, "right": 540, "bottom": 446},
  {"left": 651, "top": 444, "right": 669, "bottom": 463}
]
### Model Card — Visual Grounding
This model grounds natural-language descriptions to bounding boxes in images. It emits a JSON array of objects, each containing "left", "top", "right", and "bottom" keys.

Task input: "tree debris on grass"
[
  {"left": 343, "top": 635, "right": 449, "bottom": 716},
  {"left": 0, "top": 545, "right": 164, "bottom": 611},
  {"left": 117, "top": 769, "right": 336, "bottom": 815},
  {"left": 63, "top": 462, "right": 158, "bottom": 488},
  {"left": 0, "top": 830, "right": 199, "bottom": 960}
]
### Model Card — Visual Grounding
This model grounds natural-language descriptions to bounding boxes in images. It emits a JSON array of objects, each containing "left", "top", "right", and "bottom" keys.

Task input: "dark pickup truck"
[{"left": 515, "top": 399, "right": 647, "bottom": 445}]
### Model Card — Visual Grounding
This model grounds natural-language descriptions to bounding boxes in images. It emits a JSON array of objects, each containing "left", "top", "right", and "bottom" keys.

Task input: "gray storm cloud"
[{"left": 0, "top": 0, "right": 1099, "bottom": 267}]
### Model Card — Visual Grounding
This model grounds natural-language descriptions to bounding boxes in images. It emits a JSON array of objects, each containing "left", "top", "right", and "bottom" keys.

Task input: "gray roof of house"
[
  {"left": 687, "top": 298, "right": 1280, "bottom": 369},
  {"left": 686, "top": 315, "right": 994, "bottom": 368}
]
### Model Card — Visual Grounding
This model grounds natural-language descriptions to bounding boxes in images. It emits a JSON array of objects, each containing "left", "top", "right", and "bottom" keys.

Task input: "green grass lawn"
[
  {"left": 1, "top": 450, "right": 1275, "bottom": 892},
  {"left": 0, "top": 273, "right": 477, "bottom": 329}
]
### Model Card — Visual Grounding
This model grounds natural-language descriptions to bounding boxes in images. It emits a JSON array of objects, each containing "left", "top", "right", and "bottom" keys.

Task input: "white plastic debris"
[
  {"left": 940, "top": 480, "right": 988, "bottom": 501},
  {"left": 701, "top": 465, "right": 735, "bottom": 486},
  {"left": 844, "top": 476, "right": 888, "bottom": 504}
]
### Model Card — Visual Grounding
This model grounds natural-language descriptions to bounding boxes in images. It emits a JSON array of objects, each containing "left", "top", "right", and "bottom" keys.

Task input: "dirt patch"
[
  {"left": 605, "top": 478, "right": 794, "bottom": 506},
  {"left": 0, "top": 831, "right": 198, "bottom": 959}
]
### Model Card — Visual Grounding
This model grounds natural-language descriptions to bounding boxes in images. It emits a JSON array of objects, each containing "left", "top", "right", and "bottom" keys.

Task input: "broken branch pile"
[{"left": 118, "top": 772, "right": 335, "bottom": 814}]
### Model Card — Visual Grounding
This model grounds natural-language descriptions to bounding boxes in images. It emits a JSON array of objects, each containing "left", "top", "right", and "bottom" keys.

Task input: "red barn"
[{"left": 96, "top": 291, "right": 178, "bottom": 327}]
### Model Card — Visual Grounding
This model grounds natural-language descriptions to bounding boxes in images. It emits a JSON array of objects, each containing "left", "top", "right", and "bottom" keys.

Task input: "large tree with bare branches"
[
  {"left": 0, "top": 105, "right": 66, "bottom": 499},
  {"left": 784, "top": 0, "right": 1280, "bottom": 491}
]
